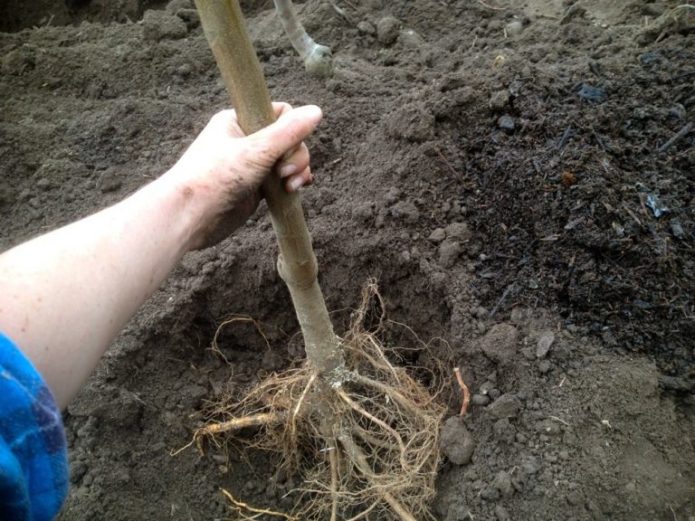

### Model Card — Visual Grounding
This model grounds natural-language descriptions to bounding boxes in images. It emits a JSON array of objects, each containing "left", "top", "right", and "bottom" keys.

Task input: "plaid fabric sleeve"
[{"left": 0, "top": 332, "right": 68, "bottom": 521}]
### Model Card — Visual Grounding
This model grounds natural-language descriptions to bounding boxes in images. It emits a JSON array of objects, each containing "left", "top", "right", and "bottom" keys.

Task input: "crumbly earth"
[{"left": 1, "top": 0, "right": 693, "bottom": 520}]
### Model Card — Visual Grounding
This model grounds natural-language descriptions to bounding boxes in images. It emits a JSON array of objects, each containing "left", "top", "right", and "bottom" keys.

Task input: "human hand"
[{"left": 167, "top": 102, "right": 323, "bottom": 249}]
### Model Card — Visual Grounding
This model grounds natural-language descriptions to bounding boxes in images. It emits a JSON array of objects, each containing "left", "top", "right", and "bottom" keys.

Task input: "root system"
[{"left": 195, "top": 281, "right": 447, "bottom": 521}]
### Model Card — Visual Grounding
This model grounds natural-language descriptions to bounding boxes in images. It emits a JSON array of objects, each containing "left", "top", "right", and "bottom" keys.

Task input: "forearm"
[{"left": 0, "top": 171, "right": 197, "bottom": 408}]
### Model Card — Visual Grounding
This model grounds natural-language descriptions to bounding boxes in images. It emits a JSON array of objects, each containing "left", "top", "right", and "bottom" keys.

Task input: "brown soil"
[{"left": 1, "top": 0, "right": 693, "bottom": 520}]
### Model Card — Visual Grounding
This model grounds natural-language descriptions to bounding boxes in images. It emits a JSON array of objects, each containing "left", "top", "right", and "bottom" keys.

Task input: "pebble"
[
  {"left": 536, "top": 419, "right": 562, "bottom": 436},
  {"left": 439, "top": 239, "right": 463, "bottom": 268},
  {"left": 479, "top": 323, "right": 519, "bottom": 363},
  {"left": 445, "top": 221, "right": 471, "bottom": 242},
  {"left": 36, "top": 177, "right": 51, "bottom": 190},
  {"left": 142, "top": 9, "right": 188, "bottom": 41},
  {"left": 493, "top": 418, "right": 515, "bottom": 443},
  {"left": 669, "top": 219, "right": 685, "bottom": 239},
  {"left": 98, "top": 169, "right": 122, "bottom": 193},
  {"left": 391, "top": 200, "right": 420, "bottom": 223},
  {"left": 481, "top": 486, "right": 500, "bottom": 501},
  {"left": 440, "top": 416, "right": 476, "bottom": 465},
  {"left": 521, "top": 456, "right": 541, "bottom": 475},
  {"left": 399, "top": 28, "right": 425, "bottom": 48},
  {"left": 489, "top": 90, "right": 510, "bottom": 111},
  {"left": 538, "top": 360, "right": 551, "bottom": 374},
  {"left": 357, "top": 21, "right": 376, "bottom": 35},
  {"left": 176, "top": 9, "right": 200, "bottom": 29},
  {"left": 165, "top": 0, "right": 192, "bottom": 12},
  {"left": 429, "top": 227, "right": 446, "bottom": 243},
  {"left": 488, "top": 394, "right": 522, "bottom": 419},
  {"left": 495, "top": 505, "right": 511, "bottom": 521},
  {"left": 536, "top": 331, "right": 555, "bottom": 358},
  {"left": 352, "top": 201, "right": 374, "bottom": 222},
  {"left": 577, "top": 83, "right": 606, "bottom": 103},
  {"left": 376, "top": 17, "right": 400, "bottom": 45},
  {"left": 497, "top": 114, "right": 515, "bottom": 132},
  {"left": 384, "top": 186, "right": 402, "bottom": 206},
  {"left": 505, "top": 20, "right": 524, "bottom": 37},
  {"left": 471, "top": 394, "right": 490, "bottom": 406},
  {"left": 494, "top": 470, "right": 514, "bottom": 497}
]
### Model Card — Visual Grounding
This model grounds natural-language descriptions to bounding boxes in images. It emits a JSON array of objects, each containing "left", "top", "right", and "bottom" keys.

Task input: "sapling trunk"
[
  {"left": 193, "top": 0, "right": 343, "bottom": 378},
  {"left": 192, "top": 3, "right": 445, "bottom": 519},
  {"left": 273, "top": 0, "right": 333, "bottom": 77}
]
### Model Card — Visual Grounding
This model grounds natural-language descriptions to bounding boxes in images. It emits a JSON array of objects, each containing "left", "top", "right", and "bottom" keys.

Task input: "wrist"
[{"left": 144, "top": 168, "right": 211, "bottom": 253}]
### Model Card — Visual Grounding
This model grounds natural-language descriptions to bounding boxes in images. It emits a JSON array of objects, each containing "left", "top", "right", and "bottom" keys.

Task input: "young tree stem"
[{"left": 193, "top": 0, "right": 343, "bottom": 378}]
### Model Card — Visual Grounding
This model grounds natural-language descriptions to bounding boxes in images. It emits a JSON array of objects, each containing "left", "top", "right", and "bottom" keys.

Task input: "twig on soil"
[
  {"left": 453, "top": 367, "right": 471, "bottom": 416},
  {"left": 478, "top": 0, "right": 508, "bottom": 10},
  {"left": 195, "top": 412, "right": 283, "bottom": 450},
  {"left": 434, "top": 145, "right": 463, "bottom": 180},
  {"left": 490, "top": 283, "right": 514, "bottom": 318},
  {"left": 548, "top": 415, "right": 570, "bottom": 427},
  {"left": 221, "top": 488, "right": 297, "bottom": 520},
  {"left": 657, "top": 122, "right": 692, "bottom": 154}
]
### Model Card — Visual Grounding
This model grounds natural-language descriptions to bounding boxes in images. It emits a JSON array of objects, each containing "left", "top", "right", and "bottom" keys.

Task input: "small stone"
[
  {"left": 36, "top": 177, "right": 51, "bottom": 190},
  {"left": 399, "top": 28, "right": 425, "bottom": 48},
  {"left": 440, "top": 416, "right": 475, "bottom": 465},
  {"left": 384, "top": 187, "right": 402, "bottom": 205},
  {"left": 376, "top": 17, "right": 400, "bottom": 45},
  {"left": 439, "top": 239, "right": 463, "bottom": 268},
  {"left": 357, "top": 21, "right": 376, "bottom": 35},
  {"left": 391, "top": 200, "right": 420, "bottom": 223},
  {"left": 488, "top": 388, "right": 501, "bottom": 400},
  {"left": 538, "top": 360, "right": 551, "bottom": 373},
  {"left": 429, "top": 228, "right": 446, "bottom": 243},
  {"left": 495, "top": 505, "right": 511, "bottom": 521},
  {"left": 566, "top": 489, "right": 583, "bottom": 506},
  {"left": 488, "top": 394, "right": 522, "bottom": 419},
  {"left": 497, "top": 115, "right": 515, "bottom": 132},
  {"left": 175, "top": 63, "right": 192, "bottom": 78},
  {"left": 536, "top": 331, "right": 555, "bottom": 358},
  {"left": 669, "top": 219, "right": 685, "bottom": 239},
  {"left": 352, "top": 201, "right": 374, "bottom": 222},
  {"left": 471, "top": 394, "right": 490, "bottom": 406},
  {"left": 165, "top": 0, "right": 192, "bottom": 12},
  {"left": 536, "top": 419, "right": 562, "bottom": 436},
  {"left": 445, "top": 221, "right": 471, "bottom": 242},
  {"left": 561, "top": 4, "right": 586, "bottom": 24},
  {"left": 479, "top": 323, "right": 519, "bottom": 363},
  {"left": 480, "top": 486, "right": 500, "bottom": 501},
  {"left": 99, "top": 169, "right": 122, "bottom": 193},
  {"left": 577, "top": 83, "right": 606, "bottom": 103},
  {"left": 505, "top": 20, "right": 523, "bottom": 36},
  {"left": 489, "top": 90, "right": 510, "bottom": 111},
  {"left": 493, "top": 418, "right": 515, "bottom": 443},
  {"left": 494, "top": 470, "right": 513, "bottom": 497},
  {"left": 521, "top": 456, "right": 540, "bottom": 475},
  {"left": 176, "top": 8, "right": 200, "bottom": 29},
  {"left": 142, "top": 9, "right": 188, "bottom": 41}
]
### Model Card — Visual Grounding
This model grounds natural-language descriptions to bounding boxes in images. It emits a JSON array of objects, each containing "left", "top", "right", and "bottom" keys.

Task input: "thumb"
[{"left": 242, "top": 105, "right": 323, "bottom": 170}]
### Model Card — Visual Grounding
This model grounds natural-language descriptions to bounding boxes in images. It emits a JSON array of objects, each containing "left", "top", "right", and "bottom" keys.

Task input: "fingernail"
[
  {"left": 300, "top": 105, "right": 323, "bottom": 125},
  {"left": 289, "top": 176, "right": 304, "bottom": 192},
  {"left": 279, "top": 164, "right": 297, "bottom": 177}
]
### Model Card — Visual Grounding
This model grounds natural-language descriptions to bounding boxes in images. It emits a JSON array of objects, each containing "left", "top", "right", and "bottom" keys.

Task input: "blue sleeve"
[{"left": 0, "top": 332, "right": 68, "bottom": 521}]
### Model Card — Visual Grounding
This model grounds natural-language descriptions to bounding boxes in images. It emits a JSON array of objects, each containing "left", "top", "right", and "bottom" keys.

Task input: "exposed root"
[
  {"left": 454, "top": 367, "right": 471, "bottom": 417},
  {"left": 220, "top": 488, "right": 297, "bottom": 520},
  {"left": 194, "top": 281, "right": 447, "bottom": 520}
]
